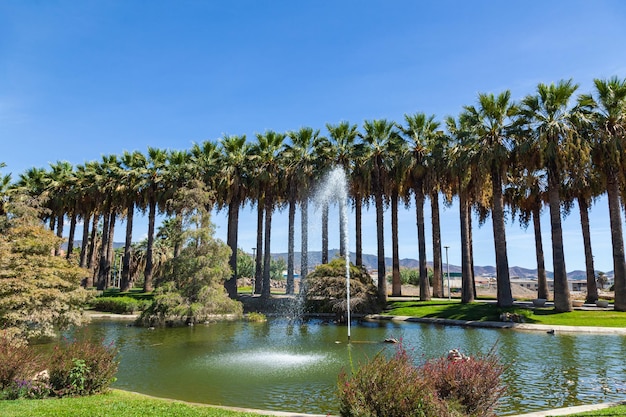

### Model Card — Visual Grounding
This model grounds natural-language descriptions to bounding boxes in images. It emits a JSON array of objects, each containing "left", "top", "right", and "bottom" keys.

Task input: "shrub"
[
  {"left": 0, "top": 331, "right": 46, "bottom": 393},
  {"left": 338, "top": 344, "right": 507, "bottom": 417},
  {"left": 421, "top": 348, "right": 507, "bottom": 417},
  {"left": 338, "top": 345, "right": 446, "bottom": 417},
  {"left": 91, "top": 296, "right": 148, "bottom": 314},
  {"left": 48, "top": 338, "right": 119, "bottom": 397}
]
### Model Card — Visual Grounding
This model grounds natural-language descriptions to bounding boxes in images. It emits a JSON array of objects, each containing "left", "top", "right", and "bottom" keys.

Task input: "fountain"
[{"left": 312, "top": 166, "right": 352, "bottom": 341}]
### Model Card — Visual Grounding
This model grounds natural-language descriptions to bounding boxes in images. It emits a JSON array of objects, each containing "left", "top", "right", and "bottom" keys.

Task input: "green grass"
[
  {"left": 565, "top": 404, "right": 626, "bottom": 415},
  {"left": 98, "top": 288, "right": 154, "bottom": 301},
  {"left": 384, "top": 300, "right": 626, "bottom": 327},
  {"left": 0, "top": 390, "right": 276, "bottom": 417}
]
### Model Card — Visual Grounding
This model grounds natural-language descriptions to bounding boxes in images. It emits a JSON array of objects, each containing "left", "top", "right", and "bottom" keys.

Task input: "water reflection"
[{"left": 65, "top": 318, "right": 626, "bottom": 416}]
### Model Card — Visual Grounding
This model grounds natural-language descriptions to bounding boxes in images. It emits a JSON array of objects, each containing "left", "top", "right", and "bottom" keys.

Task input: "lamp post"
[
  {"left": 444, "top": 245, "right": 450, "bottom": 300},
  {"left": 251, "top": 247, "right": 256, "bottom": 296}
]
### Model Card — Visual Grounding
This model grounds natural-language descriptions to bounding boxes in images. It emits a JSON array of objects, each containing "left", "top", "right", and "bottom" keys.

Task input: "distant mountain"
[{"left": 273, "top": 249, "right": 614, "bottom": 280}]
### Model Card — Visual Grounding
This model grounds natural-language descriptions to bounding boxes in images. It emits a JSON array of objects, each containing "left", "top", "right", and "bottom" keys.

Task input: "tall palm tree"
[
  {"left": 506, "top": 165, "right": 550, "bottom": 301},
  {"left": 251, "top": 131, "right": 286, "bottom": 298},
  {"left": 578, "top": 76, "right": 626, "bottom": 311},
  {"left": 519, "top": 79, "right": 579, "bottom": 312},
  {"left": 362, "top": 119, "right": 402, "bottom": 303},
  {"left": 387, "top": 138, "right": 409, "bottom": 297},
  {"left": 218, "top": 135, "right": 250, "bottom": 298},
  {"left": 119, "top": 150, "right": 146, "bottom": 292},
  {"left": 401, "top": 113, "right": 442, "bottom": 301},
  {"left": 463, "top": 91, "right": 517, "bottom": 307},
  {"left": 284, "top": 127, "right": 325, "bottom": 294},
  {"left": 47, "top": 161, "right": 75, "bottom": 256},
  {"left": 446, "top": 116, "right": 476, "bottom": 303},
  {"left": 139, "top": 147, "right": 169, "bottom": 293}
]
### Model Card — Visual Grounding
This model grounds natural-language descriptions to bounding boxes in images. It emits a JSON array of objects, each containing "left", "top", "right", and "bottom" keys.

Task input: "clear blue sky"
[{"left": 2, "top": 1, "right": 625, "bottom": 272}]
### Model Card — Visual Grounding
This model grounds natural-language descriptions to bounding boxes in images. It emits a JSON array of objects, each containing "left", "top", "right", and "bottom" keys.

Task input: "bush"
[
  {"left": 421, "top": 348, "right": 506, "bottom": 417},
  {"left": 91, "top": 296, "right": 149, "bottom": 314},
  {"left": 338, "top": 344, "right": 507, "bottom": 417},
  {"left": 338, "top": 345, "right": 446, "bottom": 417},
  {"left": 0, "top": 331, "right": 48, "bottom": 399},
  {"left": 48, "top": 338, "right": 119, "bottom": 397}
]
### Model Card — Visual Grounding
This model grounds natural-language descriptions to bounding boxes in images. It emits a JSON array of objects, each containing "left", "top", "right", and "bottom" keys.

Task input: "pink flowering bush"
[{"left": 337, "top": 344, "right": 506, "bottom": 417}]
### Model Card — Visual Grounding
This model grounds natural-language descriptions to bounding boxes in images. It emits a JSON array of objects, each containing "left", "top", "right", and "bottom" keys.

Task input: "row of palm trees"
[{"left": 6, "top": 76, "right": 626, "bottom": 313}]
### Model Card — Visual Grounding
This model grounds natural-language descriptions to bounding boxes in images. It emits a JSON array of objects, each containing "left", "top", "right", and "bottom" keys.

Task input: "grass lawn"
[
  {"left": 0, "top": 390, "right": 277, "bottom": 417},
  {"left": 384, "top": 300, "right": 626, "bottom": 327},
  {"left": 566, "top": 404, "right": 626, "bottom": 415}
]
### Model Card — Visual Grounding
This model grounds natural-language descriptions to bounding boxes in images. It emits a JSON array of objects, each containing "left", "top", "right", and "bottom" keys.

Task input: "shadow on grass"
[{"left": 386, "top": 300, "right": 539, "bottom": 323}]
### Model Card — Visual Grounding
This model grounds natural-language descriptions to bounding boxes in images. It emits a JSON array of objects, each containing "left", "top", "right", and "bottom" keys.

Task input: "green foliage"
[
  {"left": 236, "top": 249, "right": 255, "bottom": 278},
  {"left": 305, "top": 258, "right": 382, "bottom": 318},
  {"left": 91, "top": 297, "right": 149, "bottom": 314},
  {"left": 338, "top": 344, "right": 506, "bottom": 417},
  {"left": 246, "top": 312, "right": 267, "bottom": 322},
  {"left": 0, "top": 389, "right": 281, "bottom": 416},
  {"left": 139, "top": 209, "right": 242, "bottom": 326},
  {"left": 48, "top": 338, "right": 119, "bottom": 397},
  {"left": 0, "top": 332, "right": 118, "bottom": 400},
  {"left": 0, "top": 194, "right": 92, "bottom": 341}
]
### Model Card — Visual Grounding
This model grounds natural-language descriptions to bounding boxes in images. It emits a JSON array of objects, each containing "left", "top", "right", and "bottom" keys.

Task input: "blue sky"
[{"left": 2, "top": 1, "right": 626, "bottom": 272}]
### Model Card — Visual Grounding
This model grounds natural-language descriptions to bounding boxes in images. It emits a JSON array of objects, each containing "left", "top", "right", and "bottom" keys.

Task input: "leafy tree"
[
  {"left": 0, "top": 194, "right": 91, "bottom": 341},
  {"left": 139, "top": 208, "right": 242, "bottom": 326},
  {"left": 304, "top": 258, "right": 381, "bottom": 320}
]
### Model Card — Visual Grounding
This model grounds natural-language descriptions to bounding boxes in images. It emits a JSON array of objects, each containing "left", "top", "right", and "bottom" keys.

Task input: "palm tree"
[
  {"left": 326, "top": 121, "right": 365, "bottom": 265},
  {"left": 139, "top": 147, "right": 169, "bottom": 293},
  {"left": 462, "top": 91, "right": 517, "bottom": 307},
  {"left": 387, "top": 137, "right": 409, "bottom": 297},
  {"left": 401, "top": 113, "right": 442, "bottom": 301},
  {"left": 284, "top": 127, "right": 325, "bottom": 294},
  {"left": 47, "top": 161, "right": 75, "bottom": 256},
  {"left": 578, "top": 76, "right": 626, "bottom": 311},
  {"left": 361, "top": 119, "right": 402, "bottom": 303},
  {"left": 251, "top": 131, "right": 286, "bottom": 298},
  {"left": 446, "top": 116, "right": 476, "bottom": 303},
  {"left": 0, "top": 163, "right": 10, "bottom": 217},
  {"left": 506, "top": 166, "right": 550, "bottom": 301},
  {"left": 519, "top": 79, "right": 579, "bottom": 312},
  {"left": 218, "top": 135, "right": 250, "bottom": 298},
  {"left": 119, "top": 150, "right": 146, "bottom": 292}
]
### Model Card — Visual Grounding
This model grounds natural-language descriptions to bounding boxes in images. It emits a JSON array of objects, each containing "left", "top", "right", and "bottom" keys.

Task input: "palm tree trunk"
[
  {"left": 105, "top": 210, "right": 117, "bottom": 288},
  {"left": 143, "top": 196, "right": 157, "bottom": 293},
  {"left": 391, "top": 191, "right": 401, "bottom": 297},
  {"left": 287, "top": 197, "right": 295, "bottom": 294},
  {"left": 430, "top": 191, "right": 443, "bottom": 298},
  {"left": 254, "top": 198, "right": 264, "bottom": 295},
  {"left": 491, "top": 169, "right": 513, "bottom": 307},
  {"left": 322, "top": 203, "right": 329, "bottom": 264},
  {"left": 578, "top": 197, "right": 598, "bottom": 303},
  {"left": 416, "top": 188, "right": 430, "bottom": 301},
  {"left": 86, "top": 214, "right": 99, "bottom": 287},
  {"left": 300, "top": 198, "right": 308, "bottom": 294},
  {"left": 355, "top": 195, "right": 363, "bottom": 267},
  {"left": 607, "top": 175, "right": 626, "bottom": 311},
  {"left": 66, "top": 212, "right": 77, "bottom": 260},
  {"left": 533, "top": 206, "right": 549, "bottom": 300},
  {"left": 548, "top": 165, "right": 571, "bottom": 312},
  {"left": 460, "top": 190, "right": 474, "bottom": 303},
  {"left": 55, "top": 213, "right": 64, "bottom": 256},
  {"left": 97, "top": 210, "right": 110, "bottom": 290},
  {"left": 374, "top": 181, "right": 386, "bottom": 303},
  {"left": 121, "top": 202, "right": 134, "bottom": 292},
  {"left": 262, "top": 197, "right": 273, "bottom": 298},
  {"left": 225, "top": 198, "right": 240, "bottom": 298},
  {"left": 79, "top": 213, "right": 91, "bottom": 268}
]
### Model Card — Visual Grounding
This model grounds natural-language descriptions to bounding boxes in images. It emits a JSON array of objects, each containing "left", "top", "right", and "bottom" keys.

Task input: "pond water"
[{"left": 72, "top": 318, "right": 626, "bottom": 415}]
